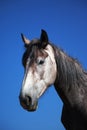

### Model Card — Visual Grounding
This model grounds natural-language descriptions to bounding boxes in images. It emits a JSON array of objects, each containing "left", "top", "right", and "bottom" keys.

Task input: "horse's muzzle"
[{"left": 19, "top": 93, "right": 38, "bottom": 112}]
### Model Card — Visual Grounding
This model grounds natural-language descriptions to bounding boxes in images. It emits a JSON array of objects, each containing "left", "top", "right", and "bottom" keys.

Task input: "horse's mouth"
[{"left": 20, "top": 101, "right": 38, "bottom": 112}]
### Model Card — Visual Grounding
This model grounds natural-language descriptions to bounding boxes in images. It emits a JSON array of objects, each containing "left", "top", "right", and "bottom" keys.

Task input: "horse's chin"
[{"left": 27, "top": 107, "right": 37, "bottom": 112}]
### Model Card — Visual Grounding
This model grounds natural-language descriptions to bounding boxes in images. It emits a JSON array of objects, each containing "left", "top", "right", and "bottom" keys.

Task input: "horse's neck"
[{"left": 53, "top": 46, "right": 87, "bottom": 108}]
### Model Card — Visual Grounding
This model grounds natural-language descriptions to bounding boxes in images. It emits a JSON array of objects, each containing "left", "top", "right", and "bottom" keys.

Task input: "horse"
[{"left": 19, "top": 30, "right": 87, "bottom": 130}]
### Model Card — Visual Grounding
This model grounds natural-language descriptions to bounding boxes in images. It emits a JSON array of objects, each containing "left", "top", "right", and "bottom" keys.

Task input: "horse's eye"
[
  {"left": 39, "top": 60, "right": 44, "bottom": 65},
  {"left": 37, "top": 58, "right": 44, "bottom": 65}
]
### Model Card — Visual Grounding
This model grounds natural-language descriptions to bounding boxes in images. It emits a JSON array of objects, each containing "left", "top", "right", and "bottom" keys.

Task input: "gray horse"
[{"left": 19, "top": 30, "right": 87, "bottom": 130}]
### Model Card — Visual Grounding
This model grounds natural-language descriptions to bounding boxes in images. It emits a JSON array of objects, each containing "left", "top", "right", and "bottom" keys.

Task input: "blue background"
[{"left": 0, "top": 1, "right": 87, "bottom": 130}]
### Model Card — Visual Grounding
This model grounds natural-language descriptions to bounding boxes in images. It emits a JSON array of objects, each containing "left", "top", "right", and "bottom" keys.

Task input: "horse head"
[{"left": 19, "top": 30, "right": 57, "bottom": 111}]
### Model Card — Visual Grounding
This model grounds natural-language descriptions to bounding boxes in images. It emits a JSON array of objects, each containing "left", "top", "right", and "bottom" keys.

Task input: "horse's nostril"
[
  {"left": 19, "top": 93, "right": 32, "bottom": 106},
  {"left": 25, "top": 95, "right": 32, "bottom": 106},
  {"left": 19, "top": 93, "right": 38, "bottom": 111}
]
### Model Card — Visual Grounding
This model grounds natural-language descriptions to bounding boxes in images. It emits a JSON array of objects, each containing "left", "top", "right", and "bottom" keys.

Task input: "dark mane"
[
  {"left": 50, "top": 43, "right": 87, "bottom": 129},
  {"left": 51, "top": 43, "right": 87, "bottom": 106}
]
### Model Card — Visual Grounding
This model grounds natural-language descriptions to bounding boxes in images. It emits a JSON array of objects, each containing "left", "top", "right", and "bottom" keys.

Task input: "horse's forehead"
[
  {"left": 28, "top": 45, "right": 47, "bottom": 60},
  {"left": 27, "top": 44, "right": 38, "bottom": 58},
  {"left": 36, "top": 49, "right": 48, "bottom": 58}
]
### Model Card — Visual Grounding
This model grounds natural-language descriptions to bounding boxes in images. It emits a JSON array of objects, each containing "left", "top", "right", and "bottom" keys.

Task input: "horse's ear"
[
  {"left": 21, "top": 33, "right": 31, "bottom": 47},
  {"left": 40, "top": 29, "right": 49, "bottom": 48}
]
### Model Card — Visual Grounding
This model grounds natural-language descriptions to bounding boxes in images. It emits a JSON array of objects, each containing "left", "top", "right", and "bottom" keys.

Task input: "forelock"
[{"left": 22, "top": 42, "right": 39, "bottom": 67}]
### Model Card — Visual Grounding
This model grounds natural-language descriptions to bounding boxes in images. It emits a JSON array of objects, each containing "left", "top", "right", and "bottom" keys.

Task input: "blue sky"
[{"left": 0, "top": 0, "right": 87, "bottom": 130}]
